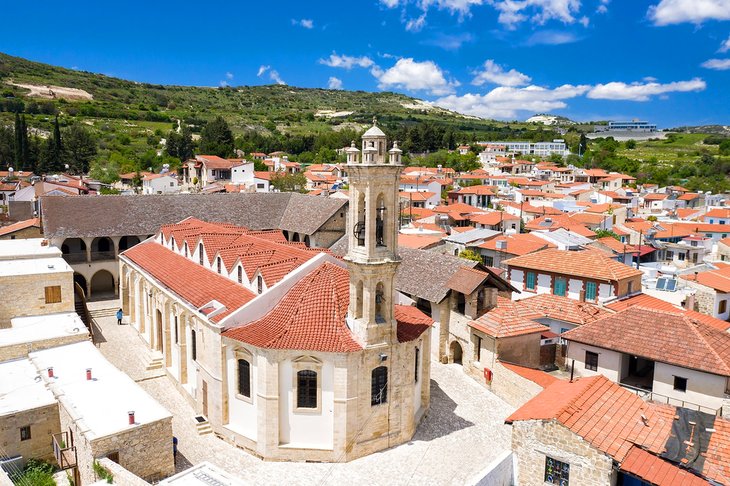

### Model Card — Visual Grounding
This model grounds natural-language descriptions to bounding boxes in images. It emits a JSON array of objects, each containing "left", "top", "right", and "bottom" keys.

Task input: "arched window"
[
  {"left": 198, "top": 244, "right": 204, "bottom": 265},
  {"left": 375, "top": 282, "right": 385, "bottom": 323},
  {"left": 355, "top": 280, "right": 364, "bottom": 319},
  {"left": 183, "top": 243, "right": 188, "bottom": 258},
  {"left": 257, "top": 275, "right": 263, "bottom": 294},
  {"left": 237, "top": 359, "right": 251, "bottom": 398},
  {"left": 217, "top": 257, "right": 222, "bottom": 274},
  {"left": 170, "top": 237, "right": 175, "bottom": 250},
  {"left": 297, "top": 370, "right": 317, "bottom": 408},
  {"left": 371, "top": 366, "right": 388, "bottom": 406},
  {"left": 237, "top": 266, "right": 243, "bottom": 284}
]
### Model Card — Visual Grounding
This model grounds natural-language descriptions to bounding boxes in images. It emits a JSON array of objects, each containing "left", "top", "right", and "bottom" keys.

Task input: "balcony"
[
  {"left": 90, "top": 251, "right": 115, "bottom": 261},
  {"left": 63, "top": 253, "right": 88, "bottom": 263},
  {"left": 52, "top": 432, "right": 77, "bottom": 470}
]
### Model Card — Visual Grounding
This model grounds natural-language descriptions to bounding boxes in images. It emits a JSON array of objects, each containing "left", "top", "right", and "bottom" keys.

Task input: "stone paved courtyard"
[{"left": 90, "top": 300, "right": 515, "bottom": 486}]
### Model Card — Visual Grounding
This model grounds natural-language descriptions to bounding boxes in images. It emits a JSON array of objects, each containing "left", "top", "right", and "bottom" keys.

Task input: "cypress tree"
[
  {"left": 19, "top": 115, "right": 30, "bottom": 171},
  {"left": 14, "top": 112, "right": 22, "bottom": 167},
  {"left": 50, "top": 115, "right": 64, "bottom": 172}
]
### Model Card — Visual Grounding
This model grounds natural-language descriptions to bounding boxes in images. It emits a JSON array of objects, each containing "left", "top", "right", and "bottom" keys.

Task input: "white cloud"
[
  {"left": 291, "top": 18, "right": 314, "bottom": 28},
  {"left": 648, "top": 0, "right": 730, "bottom": 25},
  {"left": 719, "top": 35, "right": 730, "bottom": 52},
  {"left": 702, "top": 58, "right": 730, "bottom": 70},
  {"left": 319, "top": 53, "right": 375, "bottom": 69},
  {"left": 328, "top": 77, "right": 343, "bottom": 89},
  {"left": 269, "top": 70, "right": 286, "bottom": 85},
  {"left": 587, "top": 78, "right": 706, "bottom": 100},
  {"left": 471, "top": 60, "right": 532, "bottom": 87},
  {"left": 579, "top": 15, "right": 589, "bottom": 26},
  {"left": 225, "top": 72, "right": 234, "bottom": 80},
  {"left": 405, "top": 13, "right": 427, "bottom": 31},
  {"left": 596, "top": 0, "right": 609, "bottom": 14},
  {"left": 434, "top": 84, "right": 590, "bottom": 119},
  {"left": 489, "top": 0, "right": 583, "bottom": 29},
  {"left": 525, "top": 30, "right": 580, "bottom": 45},
  {"left": 257, "top": 65, "right": 270, "bottom": 77},
  {"left": 422, "top": 32, "right": 475, "bottom": 50},
  {"left": 373, "top": 58, "right": 459, "bottom": 95}
]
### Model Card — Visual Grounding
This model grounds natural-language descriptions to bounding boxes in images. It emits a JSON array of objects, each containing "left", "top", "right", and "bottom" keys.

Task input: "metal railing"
[
  {"left": 620, "top": 382, "right": 723, "bottom": 416},
  {"left": 52, "top": 432, "right": 77, "bottom": 470}
]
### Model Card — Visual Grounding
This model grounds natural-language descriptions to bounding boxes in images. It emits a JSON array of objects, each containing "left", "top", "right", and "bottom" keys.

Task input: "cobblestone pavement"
[{"left": 92, "top": 300, "right": 515, "bottom": 486}]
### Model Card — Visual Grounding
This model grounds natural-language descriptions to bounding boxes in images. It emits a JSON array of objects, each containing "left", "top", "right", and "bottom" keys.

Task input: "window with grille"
[
  {"left": 191, "top": 329, "right": 197, "bottom": 361},
  {"left": 45, "top": 286, "right": 62, "bottom": 304},
  {"left": 526, "top": 272, "right": 536, "bottom": 290},
  {"left": 238, "top": 266, "right": 243, "bottom": 284},
  {"left": 296, "top": 370, "right": 317, "bottom": 408},
  {"left": 544, "top": 456, "right": 569, "bottom": 485},
  {"left": 198, "top": 244, "right": 204, "bottom": 265},
  {"left": 371, "top": 366, "right": 388, "bottom": 406},
  {"left": 238, "top": 359, "right": 251, "bottom": 398},
  {"left": 20, "top": 426, "right": 31, "bottom": 441},
  {"left": 585, "top": 351, "right": 598, "bottom": 371}
]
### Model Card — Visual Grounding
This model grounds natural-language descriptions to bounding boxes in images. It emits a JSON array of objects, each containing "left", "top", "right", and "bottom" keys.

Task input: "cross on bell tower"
[{"left": 345, "top": 119, "right": 403, "bottom": 347}]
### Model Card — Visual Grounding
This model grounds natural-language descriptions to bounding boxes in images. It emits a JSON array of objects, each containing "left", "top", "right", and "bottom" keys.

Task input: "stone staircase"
[
  {"left": 89, "top": 308, "right": 118, "bottom": 319},
  {"left": 194, "top": 416, "right": 213, "bottom": 435},
  {"left": 145, "top": 351, "right": 165, "bottom": 372}
]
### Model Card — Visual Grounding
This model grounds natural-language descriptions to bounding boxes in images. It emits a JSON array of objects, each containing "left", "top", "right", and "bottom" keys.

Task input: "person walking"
[{"left": 116, "top": 308, "right": 123, "bottom": 325}]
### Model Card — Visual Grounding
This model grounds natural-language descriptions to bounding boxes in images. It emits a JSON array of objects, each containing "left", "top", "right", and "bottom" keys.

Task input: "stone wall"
[
  {"left": 58, "top": 401, "right": 173, "bottom": 484},
  {"left": 95, "top": 455, "right": 154, "bottom": 485},
  {"left": 490, "top": 362, "right": 545, "bottom": 409},
  {"left": 0, "top": 404, "right": 60, "bottom": 466},
  {"left": 0, "top": 225, "right": 42, "bottom": 240},
  {"left": 0, "top": 333, "right": 89, "bottom": 362},
  {"left": 0, "top": 271, "right": 74, "bottom": 327},
  {"left": 683, "top": 279, "right": 717, "bottom": 315},
  {"left": 512, "top": 420, "right": 616, "bottom": 486}
]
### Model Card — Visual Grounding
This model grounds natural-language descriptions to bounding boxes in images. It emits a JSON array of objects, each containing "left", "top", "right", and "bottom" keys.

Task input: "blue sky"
[{"left": 1, "top": 0, "right": 730, "bottom": 127}]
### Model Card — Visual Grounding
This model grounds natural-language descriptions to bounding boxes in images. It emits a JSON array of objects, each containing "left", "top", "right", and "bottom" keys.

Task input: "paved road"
[{"left": 92, "top": 300, "right": 515, "bottom": 486}]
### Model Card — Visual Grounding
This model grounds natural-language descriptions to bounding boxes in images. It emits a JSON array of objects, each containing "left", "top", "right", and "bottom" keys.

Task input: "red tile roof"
[
  {"left": 563, "top": 306, "right": 730, "bottom": 376},
  {"left": 122, "top": 241, "right": 256, "bottom": 323},
  {"left": 705, "top": 208, "right": 730, "bottom": 219},
  {"left": 394, "top": 305, "right": 433, "bottom": 342},
  {"left": 197, "top": 155, "right": 243, "bottom": 170},
  {"left": 516, "top": 293, "right": 611, "bottom": 326},
  {"left": 469, "top": 299, "right": 549, "bottom": 338},
  {"left": 506, "top": 375, "right": 673, "bottom": 462},
  {"left": 478, "top": 233, "right": 553, "bottom": 256},
  {"left": 680, "top": 265, "right": 730, "bottom": 293},
  {"left": 505, "top": 248, "right": 642, "bottom": 282},
  {"left": 0, "top": 218, "right": 40, "bottom": 236},
  {"left": 222, "top": 262, "right": 362, "bottom": 352},
  {"left": 468, "top": 211, "right": 520, "bottom": 226},
  {"left": 398, "top": 233, "right": 443, "bottom": 249},
  {"left": 606, "top": 293, "right": 730, "bottom": 332},
  {"left": 499, "top": 361, "right": 559, "bottom": 389},
  {"left": 620, "top": 446, "right": 709, "bottom": 486}
]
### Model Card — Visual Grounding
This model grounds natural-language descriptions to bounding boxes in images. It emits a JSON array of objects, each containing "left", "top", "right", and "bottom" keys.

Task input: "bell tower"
[{"left": 345, "top": 118, "right": 403, "bottom": 347}]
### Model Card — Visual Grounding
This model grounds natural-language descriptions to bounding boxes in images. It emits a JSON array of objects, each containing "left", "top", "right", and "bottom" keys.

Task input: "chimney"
[
  {"left": 86, "top": 368, "right": 92, "bottom": 381},
  {"left": 47, "top": 367, "right": 54, "bottom": 378},
  {"left": 128, "top": 411, "right": 135, "bottom": 425}
]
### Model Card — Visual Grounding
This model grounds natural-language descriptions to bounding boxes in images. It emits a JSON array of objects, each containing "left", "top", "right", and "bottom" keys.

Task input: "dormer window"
[
  {"left": 238, "top": 266, "right": 243, "bottom": 284},
  {"left": 257, "top": 275, "right": 263, "bottom": 294},
  {"left": 217, "top": 257, "right": 222, "bottom": 274},
  {"left": 198, "top": 244, "right": 204, "bottom": 265}
]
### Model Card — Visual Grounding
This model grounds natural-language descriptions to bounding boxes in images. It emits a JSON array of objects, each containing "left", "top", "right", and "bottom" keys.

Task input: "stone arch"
[
  {"left": 450, "top": 340, "right": 463, "bottom": 365},
  {"left": 375, "top": 282, "right": 386, "bottom": 322},
  {"left": 61, "top": 238, "right": 86, "bottom": 262},
  {"left": 155, "top": 308, "right": 164, "bottom": 352},
  {"left": 73, "top": 273, "right": 88, "bottom": 298},
  {"left": 90, "top": 237, "right": 114, "bottom": 260},
  {"left": 355, "top": 191, "right": 366, "bottom": 246},
  {"left": 292, "top": 233, "right": 300, "bottom": 243},
  {"left": 90, "top": 269, "right": 115, "bottom": 299},
  {"left": 118, "top": 235, "right": 140, "bottom": 252},
  {"left": 304, "top": 235, "right": 310, "bottom": 247},
  {"left": 375, "top": 193, "right": 386, "bottom": 247}
]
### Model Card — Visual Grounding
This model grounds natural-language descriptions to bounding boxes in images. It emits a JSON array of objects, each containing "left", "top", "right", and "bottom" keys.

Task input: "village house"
[
  {"left": 563, "top": 306, "right": 730, "bottom": 415},
  {"left": 0, "top": 217, "right": 42, "bottom": 240},
  {"left": 447, "top": 185, "right": 497, "bottom": 209},
  {"left": 182, "top": 155, "right": 254, "bottom": 188},
  {"left": 504, "top": 247, "right": 643, "bottom": 303},
  {"left": 468, "top": 210, "right": 520, "bottom": 233},
  {"left": 507, "top": 374, "right": 730, "bottom": 485},
  {"left": 476, "top": 232, "right": 553, "bottom": 269},
  {"left": 117, "top": 123, "right": 433, "bottom": 462},
  {"left": 704, "top": 207, "right": 730, "bottom": 225},
  {"left": 681, "top": 264, "right": 730, "bottom": 320},
  {"left": 141, "top": 172, "right": 179, "bottom": 195}
]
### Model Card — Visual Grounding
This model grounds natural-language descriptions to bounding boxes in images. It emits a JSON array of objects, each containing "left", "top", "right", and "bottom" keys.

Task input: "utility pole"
[{"left": 637, "top": 229, "right": 643, "bottom": 269}]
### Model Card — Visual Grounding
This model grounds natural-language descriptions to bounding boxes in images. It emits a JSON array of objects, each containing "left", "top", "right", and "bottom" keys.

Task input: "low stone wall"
[
  {"left": 490, "top": 362, "right": 545, "bottom": 409},
  {"left": 466, "top": 450, "right": 514, "bottom": 486},
  {"left": 96, "top": 457, "right": 150, "bottom": 486},
  {"left": 0, "top": 333, "right": 89, "bottom": 361}
]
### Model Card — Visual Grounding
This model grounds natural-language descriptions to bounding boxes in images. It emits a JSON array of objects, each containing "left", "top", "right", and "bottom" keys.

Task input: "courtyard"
[{"left": 90, "top": 299, "right": 514, "bottom": 486}]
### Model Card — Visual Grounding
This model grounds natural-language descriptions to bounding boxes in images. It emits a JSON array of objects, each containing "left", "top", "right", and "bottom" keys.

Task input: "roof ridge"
[
  {"left": 685, "top": 317, "right": 730, "bottom": 375},
  {"left": 555, "top": 376, "right": 605, "bottom": 420}
]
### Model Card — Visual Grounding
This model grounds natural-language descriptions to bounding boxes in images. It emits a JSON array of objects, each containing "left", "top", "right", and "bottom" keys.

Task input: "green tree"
[
  {"left": 720, "top": 139, "right": 730, "bottom": 156},
  {"left": 63, "top": 124, "right": 97, "bottom": 174},
  {"left": 578, "top": 133, "right": 588, "bottom": 155},
  {"left": 625, "top": 139, "right": 637, "bottom": 149},
  {"left": 39, "top": 115, "right": 65, "bottom": 173},
  {"left": 166, "top": 125, "right": 195, "bottom": 161},
  {"left": 594, "top": 229, "right": 620, "bottom": 240},
  {"left": 271, "top": 172, "right": 307, "bottom": 193},
  {"left": 199, "top": 116, "right": 234, "bottom": 157}
]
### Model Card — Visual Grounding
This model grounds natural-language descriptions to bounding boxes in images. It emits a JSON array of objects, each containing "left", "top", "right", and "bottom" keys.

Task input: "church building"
[{"left": 118, "top": 121, "right": 432, "bottom": 462}]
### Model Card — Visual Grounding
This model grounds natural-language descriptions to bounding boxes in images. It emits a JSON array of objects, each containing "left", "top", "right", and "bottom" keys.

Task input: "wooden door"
[{"left": 202, "top": 380, "right": 208, "bottom": 417}]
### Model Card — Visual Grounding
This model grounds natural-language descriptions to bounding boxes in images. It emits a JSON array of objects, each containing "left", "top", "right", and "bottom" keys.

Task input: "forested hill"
[{"left": 0, "top": 51, "right": 560, "bottom": 139}]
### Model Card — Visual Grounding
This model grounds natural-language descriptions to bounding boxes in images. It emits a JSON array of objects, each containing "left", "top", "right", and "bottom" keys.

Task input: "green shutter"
[
  {"left": 585, "top": 281, "right": 597, "bottom": 300},
  {"left": 554, "top": 277, "right": 567, "bottom": 296}
]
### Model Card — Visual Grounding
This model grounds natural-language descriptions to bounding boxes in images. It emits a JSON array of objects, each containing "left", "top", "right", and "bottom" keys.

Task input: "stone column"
[
  {"left": 179, "top": 313, "right": 188, "bottom": 384},
  {"left": 256, "top": 353, "right": 280, "bottom": 459},
  {"left": 83, "top": 237, "right": 93, "bottom": 263}
]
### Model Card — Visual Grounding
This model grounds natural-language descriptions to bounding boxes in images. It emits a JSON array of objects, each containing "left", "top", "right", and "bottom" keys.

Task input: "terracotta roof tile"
[
  {"left": 499, "top": 361, "right": 559, "bottom": 388},
  {"left": 222, "top": 262, "right": 361, "bottom": 352},
  {"left": 505, "top": 248, "right": 642, "bottom": 282},
  {"left": 606, "top": 293, "right": 730, "bottom": 332},
  {"left": 0, "top": 218, "right": 40, "bottom": 236},
  {"left": 563, "top": 306, "right": 730, "bottom": 376},
  {"left": 620, "top": 446, "right": 709, "bottom": 486},
  {"left": 478, "top": 233, "right": 553, "bottom": 256},
  {"left": 681, "top": 265, "right": 730, "bottom": 293},
  {"left": 395, "top": 305, "right": 433, "bottom": 342},
  {"left": 516, "top": 293, "right": 611, "bottom": 326},
  {"left": 469, "top": 300, "right": 548, "bottom": 338},
  {"left": 122, "top": 241, "right": 256, "bottom": 323}
]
